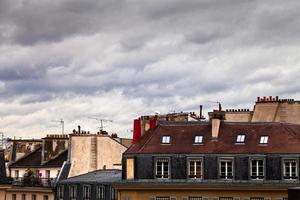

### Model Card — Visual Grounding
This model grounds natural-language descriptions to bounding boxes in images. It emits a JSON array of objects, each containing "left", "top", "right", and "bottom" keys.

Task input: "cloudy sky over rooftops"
[{"left": 0, "top": 0, "right": 300, "bottom": 138}]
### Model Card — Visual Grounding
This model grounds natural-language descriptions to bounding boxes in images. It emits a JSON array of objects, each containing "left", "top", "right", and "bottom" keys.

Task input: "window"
[
  {"left": 156, "top": 197, "right": 170, "bottom": 200},
  {"left": 111, "top": 188, "right": 117, "bottom": 200},
  {"left": 251, "top": 159, "right": 264, "bottom": 179},
  {"left": 155, "top": 158, "right": 170, "bottom": 179},
  {"left": 194, "top": 136, "right": 203, "bottom": 144},
  {"left": 219, "top": 198, "right": 233, "bottom": 200},
  {"left": 22, "top": 194, "right": 26, "bottom": 200},
  {"left": 83, "top": 185, "right": 91, "bottom": 200},
  {"left": 126, "top": 158, "right": 134, "bottom": 180},
  {"left": 32, "top": 195, "right": 36, "bottom": 200},
  {"left": 219, "top": 159, "right": 233, "bottom": 179},
  {"left": 58, "top": 185, "right": 64, "bottom": 200},
  {"left": 96, "top": 186, "right": 105, "bottom": 200},
  {"left": 69, "top": 185, "right": 77, "bottom": 200},
  {"left": 15, "top": 170, "right": 19, "bottom": 179},
  {"left": 236, "top": 134, "right": 245, "bottom": 143},
  {"left": 188, "top": 159, "right": 202, "bottom": 178},
  {"left": 43, "top": 195, "right": 49, "bottom": 200},
  {"left": 188, "top": 197, "right": 202, "bottom": 200},
  {"left": 162, "top": 136, "right": 170, "bottom": 144},
  {"left": 259, "top": 136, "right": 268, "bottom": 144},
  {"left": 35, "top": 170, "right": 40, "bottom": 178},
  {"left": 12, "top": 194, "right": 17, "bottom": 200},
  {"left": 250, "top": 198, "right": 264, "bottom": 200},
  {"left": 46, "top": 170, "right": 51, "bottom": 179},
  {"left": 283, "top": 159, "right": 298, "bottom": 180}
]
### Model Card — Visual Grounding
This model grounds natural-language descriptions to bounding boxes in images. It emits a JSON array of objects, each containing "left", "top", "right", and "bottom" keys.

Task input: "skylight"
[
  {"left": 194, "top": 136, "right": 203, "bottom": 144},
  {"left": 259, "top": 136, "right": 269, "bottom": 144},
  {"left": 236, "top": 134, "right": 245, "bottom": 143},
  {"left": 162, "top": 136, "right": 170, "bottom": 144}
]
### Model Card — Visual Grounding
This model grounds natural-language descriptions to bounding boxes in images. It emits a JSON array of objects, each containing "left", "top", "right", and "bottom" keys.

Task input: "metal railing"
[{"left": 12, "top": 177, "right": 56, "bottom": 187}]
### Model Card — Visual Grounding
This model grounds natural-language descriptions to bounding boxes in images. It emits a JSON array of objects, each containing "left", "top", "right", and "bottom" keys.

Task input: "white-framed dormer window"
[
  {"left": 83, "top": 185, "right": 91, "bottom": 200},
  {"left": 194, "top": 136, "right": 203, "bottom": 144},
  {"left": 250, "top": 159, "right": 265, "bottom": 180},
  {"left": 188, "top": 158, "right": 202, "bottom": 179},
  {"left": 219, "top": 158, "right": 234, "bottom": 180},
  {"left": 161, "top": 136, "right": 170, "bottom": 144},
  {"left": 283, "top": 159, "right": 298, "bottom": 180},
  {"left": 259, "top": 136, "right": 268, "bottom": 144},
  {"left": 236, "top": 134, "right": 245, "bottom": 143}
]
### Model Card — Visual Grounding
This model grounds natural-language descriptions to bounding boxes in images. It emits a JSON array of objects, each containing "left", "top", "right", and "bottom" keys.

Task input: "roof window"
[
  {"left": 162, "top": 136, "right": 170, "bottom": 144},
  {"left": 259, "top": 136, "right": 268, "bottom": 144},
  {"left": 236, "top": 134, "right": 245, "bottom": 143},
  {"left": 194, "top": 136, "right": 203, "bottom": 144}
]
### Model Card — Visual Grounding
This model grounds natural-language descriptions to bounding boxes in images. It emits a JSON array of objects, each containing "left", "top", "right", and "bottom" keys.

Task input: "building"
[
  {"left": 223, "top": 96, "right": 300, "bottom": 124},
  {"left": 67, "top": 128, "right": 128, "bottom": 178},
  {"left": 115, "top": 110, "right": 300, "bottom": 200},
  {"left": 56, "top": 169, "right": 120, "bottom": 200},
  {"left": 0, "top": 134, "right": 69, "bottom": 200}
]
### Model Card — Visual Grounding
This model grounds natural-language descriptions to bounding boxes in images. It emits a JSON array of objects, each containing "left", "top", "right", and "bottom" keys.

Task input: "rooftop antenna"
[
  {"left": 89, "top": 117, "right": 113, "bottom": 132},
  {"left": 0, "top": 132, "right": 4, "bottom": 149},
  {"left": 51, "top": 119, "right": 64, "bottom": 134},
  {"left": 209, "top": 101, "right": 222, "bottom": 111}
]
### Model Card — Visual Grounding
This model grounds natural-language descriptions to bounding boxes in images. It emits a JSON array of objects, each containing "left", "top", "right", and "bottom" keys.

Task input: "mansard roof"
[{"left": 125, "top": 121, "right": 300, "bottom": 154}]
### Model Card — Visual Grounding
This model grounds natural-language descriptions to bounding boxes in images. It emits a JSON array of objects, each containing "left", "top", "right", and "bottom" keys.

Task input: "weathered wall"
[
  {"left": 10, "top": 141, "right": 42, "bottom": 162},
  {"left": 225, "top": 112, "right": 252, "bottom": 122},
  {"left": 252, "top": 102, "right": 280, "bottom": 122},
  {"left": 118, "top": 188, "right": 287, "bottom": 200},
  {"left": 42, "top": 137, "right": 68, "bottom": 163},
  {"left": 69, "top": 135, "right": 127, "bottom": 177}
]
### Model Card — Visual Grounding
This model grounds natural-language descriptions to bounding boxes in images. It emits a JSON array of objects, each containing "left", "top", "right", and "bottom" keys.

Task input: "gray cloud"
[{"left": 0, "top": 0, "right": 300, "bottom": 138}]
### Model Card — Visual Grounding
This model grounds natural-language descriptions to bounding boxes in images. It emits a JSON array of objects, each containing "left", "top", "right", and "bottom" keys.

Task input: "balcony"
[{"left": 12, "top": 177, "right": 56, "bottom": 187}]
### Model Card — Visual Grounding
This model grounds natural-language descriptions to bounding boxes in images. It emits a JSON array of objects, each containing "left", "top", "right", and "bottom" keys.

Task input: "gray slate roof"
[{"left": 59, "top": 169, "right": 121, "bottom": 184}]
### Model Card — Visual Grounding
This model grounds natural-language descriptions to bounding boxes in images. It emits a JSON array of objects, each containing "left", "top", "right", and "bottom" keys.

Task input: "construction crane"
[
  {"left": 51, "top": 119, "right": 64, "bottom": 134},
  {"left": 89, "top": 117, "right": 113, "bottom": 132}
]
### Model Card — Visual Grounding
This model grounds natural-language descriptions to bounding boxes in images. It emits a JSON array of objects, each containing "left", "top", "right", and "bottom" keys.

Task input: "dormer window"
[
  {"left": 162, "top": 136, "right": 170, "bottom": 144},
  {"left": 259, "top": 136, "right": 268, "bottom": 144},
  {"left": 194, "top": 136, "right": 203, "bottom": 144},
  {"left": 236, "top": 134, "right": 245, "bottom": 143}
]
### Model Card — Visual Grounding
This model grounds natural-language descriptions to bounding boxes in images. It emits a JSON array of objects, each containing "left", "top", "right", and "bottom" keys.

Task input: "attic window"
[
  {"left": 194, "top": 136, "right": 203, "bottom": 144},
  {"left": 259, "top": 136, "right": 269, "bottom": 144},
  {"left": 162, "top": 136, "right": 170, "bottom": 144},
  {"left": 236, "top": 134, "right": 245, "bottom": 143}
]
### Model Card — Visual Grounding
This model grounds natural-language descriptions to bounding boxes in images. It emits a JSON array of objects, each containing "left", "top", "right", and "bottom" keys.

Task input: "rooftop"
[{"left": 126, "top": 121, "right": 300, "bottom": 154}]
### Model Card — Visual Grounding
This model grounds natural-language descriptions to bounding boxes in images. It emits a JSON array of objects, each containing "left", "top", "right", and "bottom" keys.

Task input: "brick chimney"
[{"left": 209, "top": 110, "right": 225, "bottom": 140}]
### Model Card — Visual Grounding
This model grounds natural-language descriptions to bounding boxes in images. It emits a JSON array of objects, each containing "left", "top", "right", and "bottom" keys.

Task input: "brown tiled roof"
[{"left": 125, "top": 121, "right": 300, "bottom": 154}]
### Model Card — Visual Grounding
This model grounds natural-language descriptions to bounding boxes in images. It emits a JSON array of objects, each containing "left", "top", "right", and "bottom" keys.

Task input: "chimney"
[
  {"left": 209, "top": 110, "right": 225, "bottom": 140},
  {"left": 200, "top": 105, "right": 203, "bottom": 119},
  {"left": 78, "top": 125, "right": 81, "bottom": 134}
]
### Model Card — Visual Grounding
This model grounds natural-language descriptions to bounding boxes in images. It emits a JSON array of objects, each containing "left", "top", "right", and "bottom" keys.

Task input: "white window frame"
[
  {"left": 69, "top": 185, "right": 77, "bottom": 200},
  {"left": 83, "top": 185, "right": 91, "bottom": 200},
  {"left": 194, "top": 136, "right": 203, "bottom": 144},
  {"left": 96, "top": 185, "right": 104, "bottom": 200},
  {"left": 250, "top": 158, "right": 265, "bottom": 180},
  {"left": 236, "top": 134, "right": 245, "bottom": 143},
  {"left": 283, "top": 158, "right": 298, "bottom": 180},
  {"left": 45, "top": 170, "right": 50, "bottom": 179},
  {"left": 155, "top": 158, "right": 170, "bottom": 179},
  {"left": 259, "top": 136, "right": 268, "bottom": 144},
  {"left": 161, "top": 136, "right": 170, "bottom": 144},
  {"left": 219, "top": 158, "right": 234, "bottom": 180},
  {"left": 188, "top": 158, "right": 203, "bottom": 179}
]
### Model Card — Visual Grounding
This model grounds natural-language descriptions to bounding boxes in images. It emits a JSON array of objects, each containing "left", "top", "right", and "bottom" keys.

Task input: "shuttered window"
[
  {"left": 83, "top": 185, "right": 91, "bottom": 200},
  {"left": 283, "top": 159, "right": 298, "bottom": 179},
  {"left": 156, "top": 158, "right": 170, "bottom": 179},
  {"left": 188, "top": 159, "right": 202, "bottom": 179},
  {"left": 219, "top": 159, "right": 233, "bottom": 179},
  {"left": 250, "top": 159, "right": 264, "bottom": 179},
  {"left": 96, "top": 186, "right": 104, "bottom": 200},
  {"left": 69, "top": 185, "right": 77, "bottom": 200}
]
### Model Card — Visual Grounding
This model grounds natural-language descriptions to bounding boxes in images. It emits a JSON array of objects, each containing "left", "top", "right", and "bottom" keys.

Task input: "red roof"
[{"left": 125, "top": 121, "right": 300, "bottom": 154}]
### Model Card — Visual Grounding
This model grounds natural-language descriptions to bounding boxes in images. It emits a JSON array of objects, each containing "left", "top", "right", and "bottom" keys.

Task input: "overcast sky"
[{"left": 0, "top": 0, "right": 300, "bottom": 139}]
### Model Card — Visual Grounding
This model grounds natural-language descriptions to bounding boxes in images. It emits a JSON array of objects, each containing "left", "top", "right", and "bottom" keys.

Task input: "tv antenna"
[
  {"left": 209, "top": 101, "right": 222, "bottom": 111},
  {"left": 89, "top": 117, "right": 113, "bottom": 132},
  {"left": 51, "top": 119, "right": 64, "bottom": 134}
]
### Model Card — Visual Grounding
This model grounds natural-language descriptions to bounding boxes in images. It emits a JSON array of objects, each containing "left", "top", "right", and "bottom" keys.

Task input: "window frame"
[
  {"left": 187, "top": 157, "right": 203, "bottom": 179},
  {"left": 45, "top": 170, "right": 51, "bottom": 179},
  {"left": 236, "top": 134, "right": 246, "bottom": 143},
  {"left": 156, "top": 197, "right": 170, "bottom": 200},
  {"left": 69, "top": 185, "right": 77, "bottom": 200},
  {"left": 83, "top": 184, "right": 91, "bottom": 200},
  {"left": 249, "top": 157, "right": 265, "bottom": 180},
  {"left": 58, "top": 185, "right": 64, "bottom": 200},
  {"left": 282, "top": 158, "right": 298, "bottom": 180},
  {"left": 259, "top": 136, "right": 269, "bottom": 144},
  {"left": 194, "top": 135, "right": 203, "bottom": 144},
  {"left": 96, "top": 185, "right": 105, "bottom": 200},
  {"left": 155, "top": 157, "right": 171, "bottom": 179},
  {"left": 161, "top": 135, "right": 171, "bottom": 144},
  {"left": 218, "top": 157, "right": 234, "bottom": 180}
]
